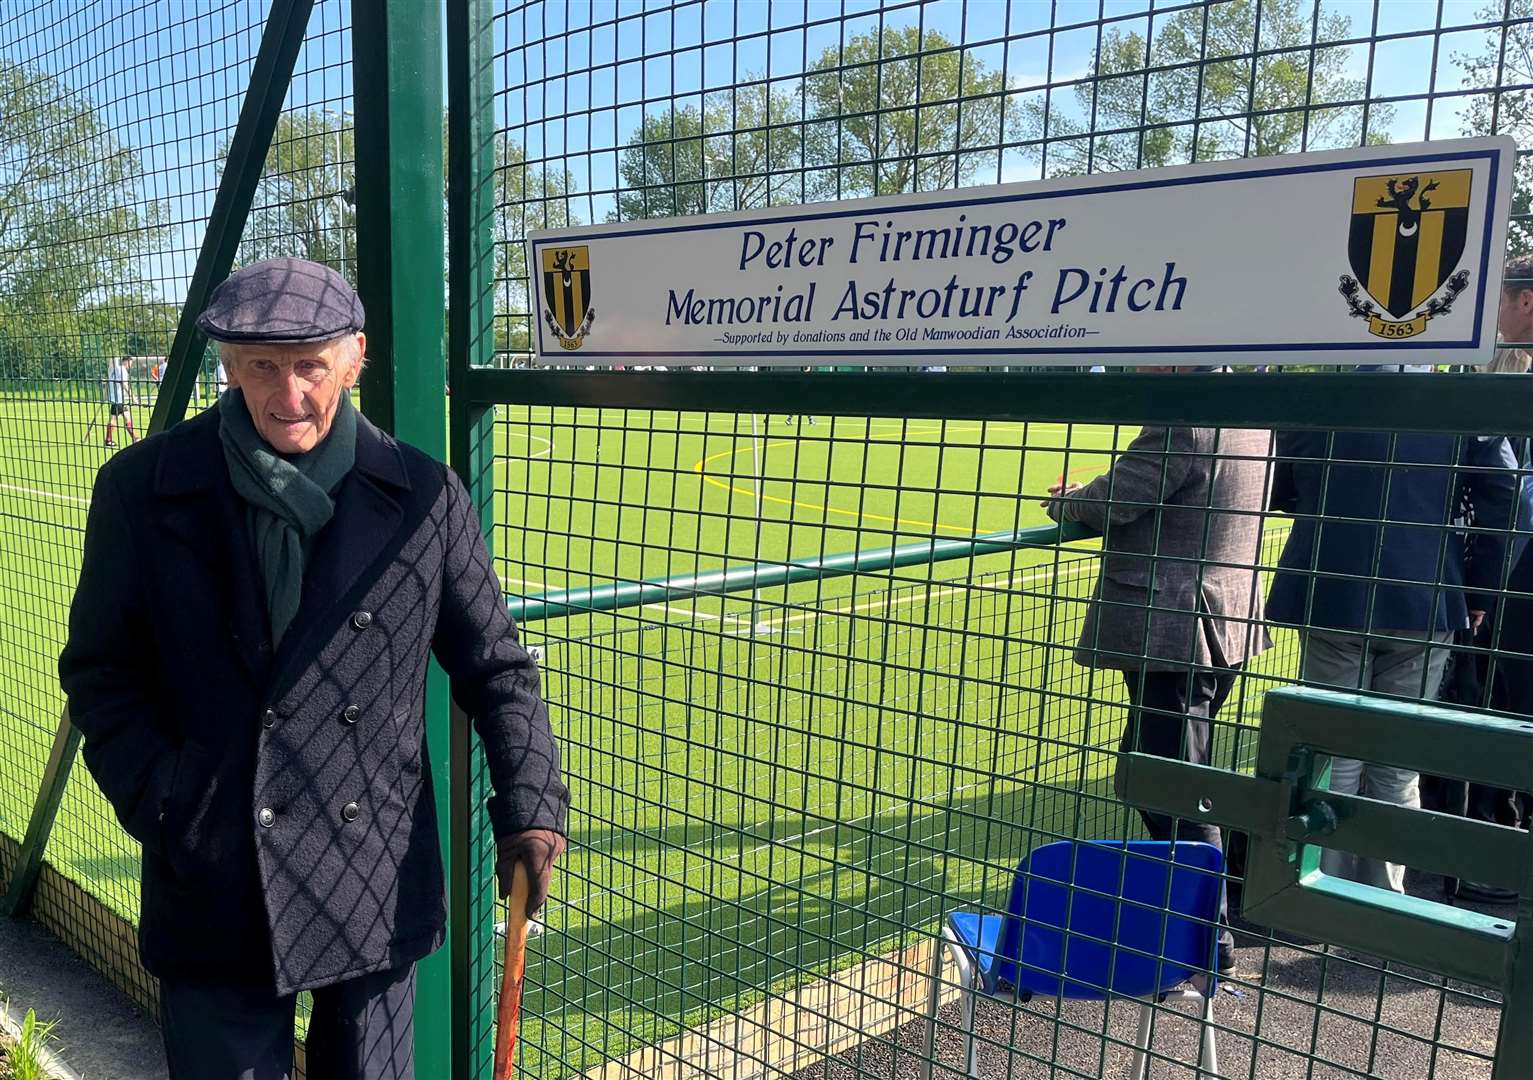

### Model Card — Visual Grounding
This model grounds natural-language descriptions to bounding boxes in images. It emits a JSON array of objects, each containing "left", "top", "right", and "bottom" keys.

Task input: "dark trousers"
[
  {"left": 160, "top": 964, "right": 415, "bottom": 1080},
  {"left": 1118, "top": 667, "right": 1238, "bottom": 960},
  {"left": 1428, "top": 621, "right": 1529, "bottom": 831}
]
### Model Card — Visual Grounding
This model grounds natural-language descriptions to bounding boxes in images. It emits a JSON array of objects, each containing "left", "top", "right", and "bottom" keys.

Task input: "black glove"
[{"left": 494, "top": 829, "right": 567, "bottom": 916}]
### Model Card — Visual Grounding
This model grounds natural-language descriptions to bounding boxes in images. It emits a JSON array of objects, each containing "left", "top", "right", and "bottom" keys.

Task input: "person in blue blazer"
[{"left": 1267, "top": 377, "right": 1519, "bottom": 894}]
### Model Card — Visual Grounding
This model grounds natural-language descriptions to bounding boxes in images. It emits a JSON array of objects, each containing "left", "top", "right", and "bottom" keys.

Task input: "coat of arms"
[
  {"left": 1340, "top": 170, "right": 1472, "bottom": 339},
  {"left": 542, "top": 246, "right": 595, "bottom": 350}
]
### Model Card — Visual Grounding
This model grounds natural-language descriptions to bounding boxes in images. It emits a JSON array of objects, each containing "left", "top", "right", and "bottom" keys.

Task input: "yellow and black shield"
[
  {"left": 1348, "top": 171, "right": 1470, "bottom": 319},
  {"left": 542, "top": 246, "right": 591, "bottom": 341}
]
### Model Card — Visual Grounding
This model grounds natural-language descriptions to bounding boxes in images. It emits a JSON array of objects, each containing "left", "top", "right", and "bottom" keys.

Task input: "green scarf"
[{"left": 218, "top": 388, "right": 358, "bottom": 648}]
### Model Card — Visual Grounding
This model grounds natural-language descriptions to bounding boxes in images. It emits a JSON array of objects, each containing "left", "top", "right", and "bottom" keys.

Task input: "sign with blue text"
[{"left": 527, "top": 137, "right": 1514, "bottom": 367}]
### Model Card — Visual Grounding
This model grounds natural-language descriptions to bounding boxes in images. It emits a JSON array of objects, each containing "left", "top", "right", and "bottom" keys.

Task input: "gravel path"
[{"left": 794, "top": 874, "right": 1504, "bottom": 1080}]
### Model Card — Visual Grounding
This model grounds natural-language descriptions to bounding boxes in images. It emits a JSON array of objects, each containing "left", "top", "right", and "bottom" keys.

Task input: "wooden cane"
[{"left": 494, "top": 862, "right": 532, "bottom": 1080}]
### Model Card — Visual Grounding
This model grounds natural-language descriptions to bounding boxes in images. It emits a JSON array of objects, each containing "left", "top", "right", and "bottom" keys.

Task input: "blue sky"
[{"left": 0, "top": 0, "right": 1513, "bottom": 302}]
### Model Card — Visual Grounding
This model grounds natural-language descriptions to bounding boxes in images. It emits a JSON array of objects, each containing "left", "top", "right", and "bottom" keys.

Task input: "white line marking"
[
  {"left": 503, "top": 431, "right": 556, "bottom": 460},
  {"left": 0, "top": 481, "right": 90, "bottom": 507}
]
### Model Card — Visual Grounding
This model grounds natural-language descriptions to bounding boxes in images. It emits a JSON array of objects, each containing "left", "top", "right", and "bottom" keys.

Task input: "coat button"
[
  {"left": 341, "top": 801, "right": 360, "bottom": 822},
  {"left": 342, "top": 705, "right": 360, "bottom": 724},
  {"left": 258, "top": 807, "right": 275, "bottom": 828},
  {"left": 262, "top": 709, "right": 277, "bottom": 728},
  {"left": 351, "top": 610, "right": 373, "bottom": 630}
]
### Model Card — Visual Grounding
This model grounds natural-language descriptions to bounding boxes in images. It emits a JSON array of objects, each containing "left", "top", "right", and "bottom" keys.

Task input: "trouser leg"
[
  {"left": 1119, "top": 668, "right": 1234, "bottom": 959},
  {"left": 1468, "top": 628, "right": 1522, "bottom": 826},
  {"left": 305, "top": 964, "right": 417, "bottom": 1080},
  {"left": 159, "top": 979, "right": 297, "bottom": 1080},
  {"left": 1299, "top": 631, "right": 1369, "bottom": 884},
  {"left": 1359, "top": 631, "right": 1451, "bottom": 892}
]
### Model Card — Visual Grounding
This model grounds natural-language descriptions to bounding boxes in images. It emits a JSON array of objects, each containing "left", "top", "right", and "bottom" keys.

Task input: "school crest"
[
  {"left": 1339, "top": 170, "right": 1472, "bottom": 339},
  {"left": 542, "top": 246, "right": 595, "bottom": 350}
]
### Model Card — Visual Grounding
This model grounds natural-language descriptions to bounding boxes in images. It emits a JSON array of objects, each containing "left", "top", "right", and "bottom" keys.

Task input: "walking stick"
[
  {"left": 82, "top": 402, "right": 104, "bottom": 444},
  {"left": 494, "top": 862, "right": 532, "bottom": 1080}
]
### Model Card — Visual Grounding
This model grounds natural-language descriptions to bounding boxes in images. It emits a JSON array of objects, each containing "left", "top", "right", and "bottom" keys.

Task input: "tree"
[
  {"left": 0, "top": 60, "right": 165, "bottom": 311},
  {"left": 495, "top": 136, "right": 577, "bottom": 352},
  {"left": 1456, "top": 0, "right": 1533, "bottom": 254},
  {"left": 235, "top": 110, "right": 356, "bottom": 271},
  {"left": 1027, "top": 0, "right": 1390, "bottom": 176},
  {"left": 0, "top": 60, "right": 167, "bottom": 383},
  {"left": 610, "top": 27, "right": 1021, "bottom": 220},
  {"left": 613, "top": 83, "right": 805, "bottom": 221},
  {"left": 802, "top": 26, "right": 1022, "bottom": 198}
]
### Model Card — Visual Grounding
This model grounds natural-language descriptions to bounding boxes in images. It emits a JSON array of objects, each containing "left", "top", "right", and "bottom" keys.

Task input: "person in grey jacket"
[
  {"left": 59, "top": 259, "right": 568, "bottom": 1079},
  {"left": 1046, "top": 418, "right": 1272, "bottom": 974}
]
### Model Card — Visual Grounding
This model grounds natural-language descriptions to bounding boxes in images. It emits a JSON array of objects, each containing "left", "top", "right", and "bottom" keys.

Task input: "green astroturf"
[{"left": 0, "top": 392, "right": 1296, "bottom": 1071}]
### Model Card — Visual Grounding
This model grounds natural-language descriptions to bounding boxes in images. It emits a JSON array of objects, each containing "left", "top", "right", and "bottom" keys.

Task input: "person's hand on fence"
[
  {"left": 495, "top": 829, "right": 566, "bottom": 916},
  {"left": 1042, "top": 481, "right": 1082, "bottom": 518},
  {"left": 1470, "top": 609, "right": 1487, "bottom": 631}
]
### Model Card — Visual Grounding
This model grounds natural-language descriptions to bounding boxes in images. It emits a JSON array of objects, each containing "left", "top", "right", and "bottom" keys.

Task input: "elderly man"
[
  {"left": 1045, "top": 410, "right": 1272, "bottom": 976},
  {"left": 59, "top": 258, "right": 568, "bottom": 1079}
]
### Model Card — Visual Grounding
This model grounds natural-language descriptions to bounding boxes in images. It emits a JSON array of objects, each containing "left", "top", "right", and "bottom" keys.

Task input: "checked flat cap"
[{"left": 198, "top": 257, "right": 365, "bottom": 344}]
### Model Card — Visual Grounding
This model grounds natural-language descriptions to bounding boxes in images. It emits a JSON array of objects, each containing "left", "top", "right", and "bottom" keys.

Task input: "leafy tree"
[
  {"left": 613, "top": 83, "right": 805, "bottom": 221},
  {"left": 0, "top": 60, "right": 166, "bottom": 381},
  {"left": 1028, "top": 0, "right": 1390, "bottom": 175},
  {"left": 1456, "top": 0, "right": 1533, "bottom": 254},
  {"left": 494, "top": 135, "right": 577, "bottom": 352},
  {"left": 611, "top": 27, "right": 1020, "bottom": 219},
  {"left": 802, "top": 26, "right": 1021, "bottom": 198},
  {"left": 236, "top": 110, "right": 356, "bottom": 271},
  {"left": 0, "top": 59, "right": 166, "bottom": 304}
]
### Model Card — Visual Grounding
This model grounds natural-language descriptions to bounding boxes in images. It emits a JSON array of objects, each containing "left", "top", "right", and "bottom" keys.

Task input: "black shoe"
[
  {"left": 1217, "top": 948, "right": 1238, "bottom": 978},
  {"left": 1455, "top": 880, "right": 1518, "bottom": 904}
]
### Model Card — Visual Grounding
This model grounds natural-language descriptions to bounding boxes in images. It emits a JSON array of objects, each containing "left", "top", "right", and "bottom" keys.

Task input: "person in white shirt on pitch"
[{"left": 105, "top": 356, "right": 138, "bottom": 448}]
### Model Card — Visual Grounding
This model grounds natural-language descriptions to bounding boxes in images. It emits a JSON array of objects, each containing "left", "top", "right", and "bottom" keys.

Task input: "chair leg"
[
  {"left": 1198, "top": 990, "right": 1220, "bottom": 1079},
  {"left": 922, "top": 933, "right": 943, "bottom": 1080},
  {"left": 963, "top": 984, "right": 978, "bottom": 1080},
  {"left": 946, "top": 932, "right": 978, "bottom": 1079},
  {"left": 1129, "top": 1000, "right": 1154, "bottom": 1080},
  {"left": 925, "top": 929, "right": 978, "bottom": 1080}
]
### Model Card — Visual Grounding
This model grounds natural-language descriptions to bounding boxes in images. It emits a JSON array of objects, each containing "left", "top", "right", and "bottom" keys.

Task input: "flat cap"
[{"left": 198, "top": 257, "right": 365, "bottom": 344}]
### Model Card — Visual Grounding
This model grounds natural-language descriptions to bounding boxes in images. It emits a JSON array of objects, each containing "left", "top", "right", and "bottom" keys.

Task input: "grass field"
[{"left": 0, "top": 390, "right": 1299, "bottom": 1076}]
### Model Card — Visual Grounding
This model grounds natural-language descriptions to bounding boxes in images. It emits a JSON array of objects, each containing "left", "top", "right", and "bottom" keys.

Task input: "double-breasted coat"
[
  {"left": 1048, "top": 425, "right": 1274, "bottom": 672},
  {"left": 59, "top": 405, "right": 568, "bottom": 995}
]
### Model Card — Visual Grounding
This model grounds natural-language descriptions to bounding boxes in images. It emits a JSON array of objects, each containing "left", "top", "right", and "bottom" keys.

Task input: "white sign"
[{"left": 528, "top": 137, "right": 1514, "bottom": 367}]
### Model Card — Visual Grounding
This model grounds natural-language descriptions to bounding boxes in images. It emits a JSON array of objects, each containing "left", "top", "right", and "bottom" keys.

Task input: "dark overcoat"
[{"left": 58, "top": 405, "right": 568, "bottom": 995}]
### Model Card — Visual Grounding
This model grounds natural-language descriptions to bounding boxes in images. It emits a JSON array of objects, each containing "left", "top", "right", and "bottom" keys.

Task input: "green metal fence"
[
  {"left": 6, "top": 1, "right": 1533, "bottom": 1079},
  {"left": 0, "top": 0, "right": 353, "bottom": 1067},
  {"left": 453, "top": 1, "right": 1533, "bottom": 1078}
]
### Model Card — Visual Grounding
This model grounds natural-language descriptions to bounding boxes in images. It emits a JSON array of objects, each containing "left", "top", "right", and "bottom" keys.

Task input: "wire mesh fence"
[
  {"left": 3, "top": 0, "right": 1533, "bottom": 1078},
  {"left": 0, "top": 0, "right": 354, "bottom": 1059},
  {"left": 467, "top": 398, "right": 1517, "bottom": 1079},
  {"left": 463, "top": 6, "right": 1533, "bottom": 1076},
  {"left": 486, "top": 0, "right": 1533, "bottom": 365}
]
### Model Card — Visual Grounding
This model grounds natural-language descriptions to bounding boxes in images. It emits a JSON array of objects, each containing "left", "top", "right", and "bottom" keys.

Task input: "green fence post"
[
  {"left": 448, "top": 0, "right": 500, "bottom": 1072},
  {"left": 0, "top": 711, "right": 79, "bottom": 916},
  {"left": 352, "top": 0, "right": 450, "bottom": 1071},
  {"left": 1, "top": 0, "right": 316, "bottom": 920}
]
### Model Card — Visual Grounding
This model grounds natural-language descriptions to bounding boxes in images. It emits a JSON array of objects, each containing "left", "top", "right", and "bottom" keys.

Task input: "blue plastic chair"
[{"left": 922, "top": 840, "right": 1224, "bottom": 1080}]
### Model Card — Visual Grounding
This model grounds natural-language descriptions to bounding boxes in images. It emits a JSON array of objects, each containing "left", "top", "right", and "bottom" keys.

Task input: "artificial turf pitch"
[{"left": 0, "top": 391, "right": 1294, "bottom": 1073}]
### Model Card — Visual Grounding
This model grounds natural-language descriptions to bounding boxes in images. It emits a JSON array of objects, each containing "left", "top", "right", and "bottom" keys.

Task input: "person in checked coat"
[
  {"left": 1045, "top": 399, "right": 1272, "bottom": 975},
  {"left": 59, "top": 258, "right": 569, "bottom": 1080}
]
